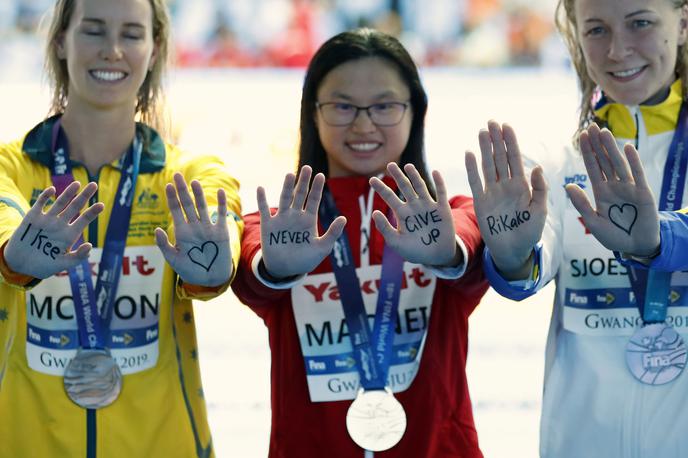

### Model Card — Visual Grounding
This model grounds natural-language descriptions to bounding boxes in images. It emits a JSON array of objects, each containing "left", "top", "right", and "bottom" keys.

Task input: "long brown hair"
[{"left": 44, "top": 0, "right": 171, "bottom": 131}]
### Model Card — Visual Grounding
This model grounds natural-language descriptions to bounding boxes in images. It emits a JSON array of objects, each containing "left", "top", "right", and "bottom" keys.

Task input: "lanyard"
[
  {"left": 319, "top": 187, "right": 404, "bottom": 391},
  {"left": 50, "top": 119, "right": 142, "bottom": 349},
  {"left": 628, "top": 102, "right": 688, "bottom": 323}
]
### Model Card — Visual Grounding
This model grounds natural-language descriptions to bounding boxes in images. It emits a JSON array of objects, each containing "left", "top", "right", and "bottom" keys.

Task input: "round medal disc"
[
  {"left": 626, "top": 322, "right": 687, "bottom": 385},
  {"left": 64, "top": 348, "right": 122, "bottom": 409},
  {"left": 346, "top": 388, "right": 407, "bottom": 452}
]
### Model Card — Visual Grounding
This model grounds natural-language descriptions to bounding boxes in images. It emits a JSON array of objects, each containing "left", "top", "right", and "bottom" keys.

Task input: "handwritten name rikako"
[{"left": 486, "top": 210, "right": 531, "bottom": 236}]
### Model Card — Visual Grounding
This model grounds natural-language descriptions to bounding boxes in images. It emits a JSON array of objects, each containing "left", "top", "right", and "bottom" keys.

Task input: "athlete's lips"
[
  {"left": 89, "top": 69, "right": 129, "bottom": 83},
  {"left": 346, "top": 142, "right": 382, "bottom": 153},
  {"left": 607, "top": 65, "right": 647, "bottom": 81}
]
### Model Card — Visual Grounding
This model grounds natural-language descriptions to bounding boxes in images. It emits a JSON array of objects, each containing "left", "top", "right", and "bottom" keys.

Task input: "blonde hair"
[
  {"left": 555, "top": 0, "right": 688, "bottom": 137},
  {"left": 44, "top": 0, "right": 171, "bottom": 131}
]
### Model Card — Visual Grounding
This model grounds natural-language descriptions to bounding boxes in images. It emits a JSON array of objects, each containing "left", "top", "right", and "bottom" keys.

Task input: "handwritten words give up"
[
  {"left": 404, "top": 210, "right": 442, "bottom": 246},
  {"left": 486, "top": 210, "right": 531, "bottom": 236}
]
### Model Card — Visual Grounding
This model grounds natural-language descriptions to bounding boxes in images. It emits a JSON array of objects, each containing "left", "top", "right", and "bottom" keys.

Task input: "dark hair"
[{"left": 298, "top": 28, "right": 433, "bottom": 193}]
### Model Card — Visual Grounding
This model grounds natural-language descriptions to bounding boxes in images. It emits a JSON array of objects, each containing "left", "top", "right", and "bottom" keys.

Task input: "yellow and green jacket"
[{"left": 0, "top": 117, "right": 243, "bottom": 458}]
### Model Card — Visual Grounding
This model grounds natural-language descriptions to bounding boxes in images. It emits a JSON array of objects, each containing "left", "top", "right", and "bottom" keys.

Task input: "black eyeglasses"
[{"left": 316, "top": 101, "right": 410, "bottom": 126}]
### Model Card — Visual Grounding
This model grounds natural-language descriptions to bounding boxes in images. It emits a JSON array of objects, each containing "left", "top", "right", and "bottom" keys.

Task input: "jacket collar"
[
  {"left": 22, "top": 115, "right": 166, "bottom": 173},
  {"left": 593, "top": 79, "right": 683, "bottom": 139}
]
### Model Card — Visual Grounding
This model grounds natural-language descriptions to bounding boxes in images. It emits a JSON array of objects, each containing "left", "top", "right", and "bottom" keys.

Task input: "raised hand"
[
  {"left": 369, "top": 163, "right": 458, "bottom": 266},
  {"left": 566, "top": 123, "right": 659, "bottom": 257},
  {"left": 155, "top": 173, "right": 231, "bottom": 287},
  {"left": 465, "top": 121, "right": 547, "bottom": 279},
  {"left": 4, "top": 182, "right": 103, "bottom": 279},
  {"left": 258, "top": 166, "right": 346, "bottom": 279}
]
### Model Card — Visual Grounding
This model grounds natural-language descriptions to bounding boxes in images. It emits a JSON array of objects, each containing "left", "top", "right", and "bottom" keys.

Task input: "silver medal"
[
  {"left": 64, "top": 348, "right": 122, "bottom": 409},
  {"left": 626, "top": 322, "right": 687, "bottom": 385},
  {"left": 346, "top": 388, "right": 407, "bottom": 451}
]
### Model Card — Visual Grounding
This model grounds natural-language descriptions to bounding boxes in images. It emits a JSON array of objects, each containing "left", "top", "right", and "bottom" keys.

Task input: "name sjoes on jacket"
[
  {"left": 232, "top": 175, "right": 488, "bottom": 458},
  {"left": 0, "top": 117, "right": 243, "bottom": 458},
  {"left": 484, "top": 80, "right": 688, "bottom": 458}
]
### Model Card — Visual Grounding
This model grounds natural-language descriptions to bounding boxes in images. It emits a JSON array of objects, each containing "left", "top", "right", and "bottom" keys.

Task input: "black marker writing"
[
  {"left": 268, "top": 230, "right": 311, "bottom": 245},
  {"left": 404, "top": 210, "right": 442, "bottom": 233},
  {"left": 421, "top": 228, "right": 441, "bottom": 245},
  {"left": 20, "top": 223, "right": 60, "bottom": 259},
  {"left": 187, "top": 241, "right": 219, "bottom": 272},
  {"left": 608, "top": 203, "right": 637, "bottom": 235},
  {"left": 486, "top": 210, "right": 531, "bottom": 235}
]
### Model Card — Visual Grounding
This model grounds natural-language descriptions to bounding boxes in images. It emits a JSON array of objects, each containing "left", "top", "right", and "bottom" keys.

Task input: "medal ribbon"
[
  {"left": 319, "top": 188, "right": 405, "bottom": 391},
  {"left": 50, "top": 119, "right": 142, "bottom": 349},
  {"left": 628, "top": 102, "right": 688, "bottom": 323}
]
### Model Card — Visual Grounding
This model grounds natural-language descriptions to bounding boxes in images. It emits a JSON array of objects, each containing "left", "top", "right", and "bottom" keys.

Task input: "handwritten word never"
[{"left": 269, "top": 230, "right": 311, "bottom": 245}]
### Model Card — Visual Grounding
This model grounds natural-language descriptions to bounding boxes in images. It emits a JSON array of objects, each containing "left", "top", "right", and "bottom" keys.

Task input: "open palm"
[
  {"left": 465, "top": 121, "right": 547, "bottom": 276},
  {"left": 4, "top": 182, "right": 103, "bottom": 279},
  {"left": 155, "top": 173, "right": 232, "bottom": 287},
  {"left": 370, "top": 163, "right": 458, "bottom": 266},
  {"left": 258, "top": 166, "right": 346, "bottom": 279},
  {"left": 566, "top": 124, "right": 659, "bottom": 256}
]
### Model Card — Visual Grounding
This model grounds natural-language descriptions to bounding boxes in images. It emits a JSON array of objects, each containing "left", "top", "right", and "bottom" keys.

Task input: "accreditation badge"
[{"left": 291, "top": 264, "right": 437, "bottom": 402}]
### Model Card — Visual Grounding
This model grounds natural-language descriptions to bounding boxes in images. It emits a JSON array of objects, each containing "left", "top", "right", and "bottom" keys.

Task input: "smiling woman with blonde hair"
[
  {"left": 466, "top": 0, "right": 688, "bottom": 457},
  {"left": 0, "top": 0, "right": 242, "bottom": 456}
]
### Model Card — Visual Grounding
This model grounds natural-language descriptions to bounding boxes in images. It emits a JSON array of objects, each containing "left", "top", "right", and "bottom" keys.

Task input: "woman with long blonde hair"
[
  {"left": 0, "top": 0, "right": 242, "bottom": 456},
  {"left": 467, "top": 0, "right": 688, "bottom": 456}
]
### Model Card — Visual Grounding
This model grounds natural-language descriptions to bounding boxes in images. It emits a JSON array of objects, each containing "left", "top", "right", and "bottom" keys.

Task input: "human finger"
[
  {"left": 478, "top": 128, "right": 498, "bottom": 184},
  {"left": 191, "top": 180, "right": 211, "bottom": 223},
  {"left": 488, "top": 120, "right": 509, "bottom": 180},
  {"left": 404, "top": 164, "right": 432, "bottom": 201},
  {"left": 502, "top": 123, "right": 525, "bottom": 178},
  {"left": 292, "top": 166, "right": 313, "bottom": 211}
]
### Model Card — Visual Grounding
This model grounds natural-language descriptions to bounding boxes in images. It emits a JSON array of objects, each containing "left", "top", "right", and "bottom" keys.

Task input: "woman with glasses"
[
  {"left": 466, "top": 0, "right": 688, "bottom": 456},
  {"left": 232, "top": 28, "right": 488, "bottom": 457},
  {"left": 0, "top": 0, "right": 242, "bottom": 456}
]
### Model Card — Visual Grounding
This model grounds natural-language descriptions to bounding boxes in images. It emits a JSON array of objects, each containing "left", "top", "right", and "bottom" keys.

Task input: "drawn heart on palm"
[
  {"left": 608, "top": 203, "right": 637, "bottom": 235},
  {"left": 187, "top": 241, "right": 219, "bottom": 272}
]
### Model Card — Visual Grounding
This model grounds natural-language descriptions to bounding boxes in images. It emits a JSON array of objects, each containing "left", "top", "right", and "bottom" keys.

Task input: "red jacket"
[{"left": 232, "top": 176, "right": 488, "bottom": 458}]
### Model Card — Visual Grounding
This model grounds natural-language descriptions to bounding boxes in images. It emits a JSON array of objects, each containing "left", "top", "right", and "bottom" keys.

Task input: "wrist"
[
  {"left": 491, "top": 248, "right": 534, "bottom": 281},
  {"left": 0, "top": 241, "right": 36, "bottom": 285},
  {"left": 623, "top": 242, "right": 661, "bottom": 265},
  {"left": 259, "top": 258, "right": 298, "bottom": 283},
  {"left": 430, "top": 240, "right": 464, "bottom": 268}
]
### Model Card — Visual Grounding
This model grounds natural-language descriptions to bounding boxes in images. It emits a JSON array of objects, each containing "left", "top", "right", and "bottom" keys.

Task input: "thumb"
[
  {"left": 565, "top": 183, "right": 597, "bottom": 225},
  {"left": 58, "top": 242, "right": 93, "bottom": 277},
  {"left": 530, "top": 166, "right": 548, "bottom": 211},
  {"left": 371, "top": 210, "right": 397, "bottom": 242},
  {"left": 318, "top": 216, "right": 347, "bottom": 248},
  {"left": 155, "top": 227, "right": 178, "bottom": 263}
]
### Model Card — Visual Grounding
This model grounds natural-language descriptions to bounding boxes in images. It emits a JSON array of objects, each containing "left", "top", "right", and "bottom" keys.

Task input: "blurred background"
[
  {"left": 0, "top": 0, "right": 577, "bottom": 456},
  {"left": 0, "top": 0, "right": 567, "bottom": 79}
]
